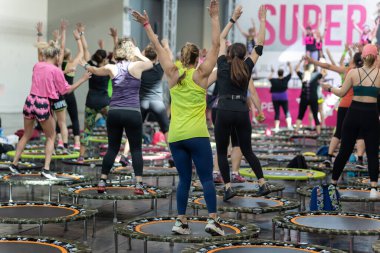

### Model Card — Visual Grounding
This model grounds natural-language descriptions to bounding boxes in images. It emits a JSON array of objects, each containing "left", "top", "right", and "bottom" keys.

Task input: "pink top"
[{"left": 30, "top": 62, "right": 71, "bottom": 99}]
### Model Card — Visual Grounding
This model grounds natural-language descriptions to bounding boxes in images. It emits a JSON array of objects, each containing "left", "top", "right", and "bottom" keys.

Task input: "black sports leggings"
[
  {"left": 214, "top": 110, "right": 263, "bottom": 184},
  {"left": 273, "top": 100, "right": 290, "bottom": 120},
  {"left": 212, "top": 108, "right": 239, "bottom": 147},
  {"left": 297, "top": 98, "right": 320, "bottom": 125},
  {"left": 101, "top": 109, "right": 143, "bottom": 176},
  {"left": 56, "top": 92, "right": 80, "bottom": 136},
  {"left": 332, "top": 101, "right": 379, "bottom": 182},
  {"left": 141, "top": 100, "right": 169, "bottom": 133}
]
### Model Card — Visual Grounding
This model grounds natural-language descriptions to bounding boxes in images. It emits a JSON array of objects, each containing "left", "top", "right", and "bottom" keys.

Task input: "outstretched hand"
[
  {"left": 98, "top": 39, "right": 104, "bottom": 49},
  {"left": 131, "top": 10, "right": 149, "bottom": 24},
  {"left": 73, "top": 30, "right": 81, "bottom": 40},
  {"left": 60, "top": 19, "right": 68, "bottom": 31},
  {"left": 207, "top": 0, "right": 219, "bottom": 19},
  {"left": 259, "top": 5, "right": 267, "bottom": 21},
  {"left": 232, "top": 5, "right": 243, "bottom": 22},
  {"left": 76, "top": 22, "right": 85, "bottom": 33},
  {"left": 36, "top": 22, "right": 43, "bottom": 33},
  {"left": 109, "top": 27, "right": 118, "bottom": 38},
  {"left": 52, "top": 29, "right": 60, "bottom": 42},
  {"left": 161, "top": 39, "right": 169, "bottom": 48}
]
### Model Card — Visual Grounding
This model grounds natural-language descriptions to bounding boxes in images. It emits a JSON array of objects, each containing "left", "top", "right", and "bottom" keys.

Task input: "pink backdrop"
[{"left": 257, "top": 87, "right": 337, "bottom": 127}]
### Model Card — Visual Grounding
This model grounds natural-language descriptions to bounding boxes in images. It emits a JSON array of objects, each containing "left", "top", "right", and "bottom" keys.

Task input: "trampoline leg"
[
  {"left": 114, "top": 233, "right": 118, "bottom": 253},
  {"left": 113, "top": 200, "right": 118, "bottom": 223},
  {"left": 83, "top": 219, "right": 88, "bottom": 243},
  {"left": 156, "top": 176, "right": 159, "bottom": 187},
  {"left": 287, "top": 229, "right": 291, "bottom": 241},
  {"left": 128, "top": 237, "right": 132, "bottom": 250},
  {"left": 64, "top": 221, "right": 68, "bottom": 231},
  {"left": 18, "top": 223, "right": 22, "bottom": 230},
  {"left": 92, "top": 215, "right": 96, "bottom": 238},
  {"left": 169, "top": 241, "right": 174, "bottom": 253},
  {"left": 154, "top": 197, "right": 158, "bottom": 216},
  {"left": 349, "top": 236, "right": 354, "bottom": 253},
  {"left": 144, "top": 238, "right": 148, "bottom": 253},
  {"left": 57, "top": 192, "right": 61, "bottom": 203},
  {"left": 172, "top": 176, "right": 175, "bottom": 187},
  {"left": 272, "top": 222, "right": 276, "bottom": 240},
  {"left": 150, "top": 198, "right": 154, "bottom": 210},
  {"left": 235, "top": 212, "right": 242, "bottom": 220},
  {"left": 296, "top": 231, "right": 301, "bottom": 243},
  {"left": 48, "top": 184, "right": 52, "bottom": 202},
  {"left": 169, "top": 193, "right": 173, "bottom": 215},
  {"left": 39, "top": 224, "right": 43, "bottom": 236},
  {"left": 8, "top": 183, "right": 13, "bottom": 202}
]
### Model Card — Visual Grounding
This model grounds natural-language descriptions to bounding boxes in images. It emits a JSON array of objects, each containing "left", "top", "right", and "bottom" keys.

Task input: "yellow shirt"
[{"left": 168, "top": 67, "right": 209, "bottom": 143}]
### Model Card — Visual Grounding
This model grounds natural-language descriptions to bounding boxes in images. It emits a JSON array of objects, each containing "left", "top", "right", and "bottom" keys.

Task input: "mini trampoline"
[
  {"left": 6, "top": 150, "right": 79, "bottom": 160},
  {"left": 111, "top": 166, "right": 178, "bottom": 187},
  {"left": 252, "top": 147, "right": 301, "bottom": 154},
  {"left": 0, "top": 202, "right": 97, "bottom": 241},
  {"left": 88, "top": 136, "right": 126, "bottom": 144},
  {"left": 272, "top": 211, "right": 380, "bottom": 253},
  {"left": 0, "top": 172, "right": 89, "bottom": 202},
  {"left": 62, "top": 157, "right": 103, "bottom": 167},
  {"left": 348, "top": 177, "right": 380, "bottom": 187},
  {"left": 297, "top": 185, "right": 380, "bottom": 211},
  {"left": 113, "top": 216, "right": 260, "bottom": 253},
  {"left": 239, "top": 167, "right": 326, "bottom": 181},
  {"left": 373, "top": 240, "right": 380, "bottom": 253},
  {"left": 0, "top": 161, "right": 43, "bottom": 171},
  {"left": 59, "top": 183, "right": 172, "bottom": 222},
  {"left": 0, "top": 235, "right": 91, "bottom": 253},
  {"left": 256, "top": 154, "right": 325, "bottom": 163},
  {"left": 191, "top": 180, "right": 285, "bottom": 196},
  {"left": 189, "top": 195, "right": 300, "bottom": 218},
  {"left": 309, "top": 162, "right": 365, "bottom": 173},
  {"left": 182, "top": 239, "right": 346, "bottom": 253}
]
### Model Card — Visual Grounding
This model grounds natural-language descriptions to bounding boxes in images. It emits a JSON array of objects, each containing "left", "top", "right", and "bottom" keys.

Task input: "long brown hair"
[
  {"left": 229, "top": 43, "right": 249, "bottom": 86},
  {"left": 177, "top": 43, "right": 199, "bottom": 84}
]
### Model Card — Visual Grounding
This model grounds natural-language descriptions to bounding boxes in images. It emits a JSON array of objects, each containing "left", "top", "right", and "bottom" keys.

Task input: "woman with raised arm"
[
  {"left": 305, "top": 54, "right": 366, "bottom": 168},
  {"left": 81, "top": 36, "right": 153, "bottom": 195},
  {"left": 9, "top": 40, "right": 90, "bottom": 178},
  {"left": 323, "top": 44, "right": 380, "bottom": 198},
  {"left": 56, "top": 20, "right": 83, "bottom": 151},
  {"left": 132, "top": 0, "right": 224, "bottom": 236},
  {"left": 214, "top": 5, "right": 270, "bottom": 201},
  {"left": 77, "top": 23, "right": 112, "bottom": 162}
]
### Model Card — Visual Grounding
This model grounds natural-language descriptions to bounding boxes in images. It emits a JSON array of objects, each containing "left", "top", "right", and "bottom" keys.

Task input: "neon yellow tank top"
[{"left": 168, "top": 67, "right": 209, "bottom": 143}]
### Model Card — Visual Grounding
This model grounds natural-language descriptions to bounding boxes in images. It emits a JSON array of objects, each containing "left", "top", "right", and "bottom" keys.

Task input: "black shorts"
[{"left": 52, "top": 96, "right": 67, "bottom": 111}]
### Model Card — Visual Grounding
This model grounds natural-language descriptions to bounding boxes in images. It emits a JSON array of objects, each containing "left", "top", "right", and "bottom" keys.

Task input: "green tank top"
[
  {"left": 353, "top": 68, "right": 380, "bottom": 98},
  {"left": 168, "top": 67, "right": 209, "bottom": 143}
]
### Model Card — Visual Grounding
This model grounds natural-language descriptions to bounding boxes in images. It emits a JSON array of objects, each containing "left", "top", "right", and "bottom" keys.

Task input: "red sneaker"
[
  {"left": 213, "top": 173, "right": 223, "bottom": 184},
  {"left": 231, "top": 173, "right": 246, "bottom": 183}
]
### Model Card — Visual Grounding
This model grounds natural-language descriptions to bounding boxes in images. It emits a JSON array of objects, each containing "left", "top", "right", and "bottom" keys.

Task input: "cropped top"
[{"left": 353, "top": 68, "right": 380, "bottom": 98}]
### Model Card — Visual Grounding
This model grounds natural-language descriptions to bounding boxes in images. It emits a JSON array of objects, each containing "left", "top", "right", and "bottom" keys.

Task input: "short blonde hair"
[{"left": 114, "top": 37, "right": 136, "bottom": 62}]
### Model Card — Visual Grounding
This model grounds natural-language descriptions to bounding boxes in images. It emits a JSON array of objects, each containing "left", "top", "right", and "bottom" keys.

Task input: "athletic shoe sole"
[{"left": 205, "top": 225, "right": 225, "bottom": 236}]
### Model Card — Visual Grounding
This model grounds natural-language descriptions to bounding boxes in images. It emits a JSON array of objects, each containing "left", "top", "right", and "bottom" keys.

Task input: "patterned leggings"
[{"left": 81, "top": 106, "right": 109, "bottom": 146}]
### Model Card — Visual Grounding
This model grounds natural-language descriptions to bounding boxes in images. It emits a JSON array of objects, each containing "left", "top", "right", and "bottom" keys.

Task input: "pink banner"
[{"left": 257, "top": 87, "right": 337, "bottom": 127}]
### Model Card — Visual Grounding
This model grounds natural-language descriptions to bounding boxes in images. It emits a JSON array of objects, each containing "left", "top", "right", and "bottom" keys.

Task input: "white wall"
[{"left": 0, "top": 0, "right": 48, "bottom": 113}]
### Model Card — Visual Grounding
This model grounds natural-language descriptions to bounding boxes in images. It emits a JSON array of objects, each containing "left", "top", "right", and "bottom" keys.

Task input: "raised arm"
[
  {"left": 71, "top": 30, "right": 84, "bottom": 65},
  {"left": 193, "top": 0, "right": 220, "bottom": 89},
  {"left": 325, "top": 48, "right": 337, "bottom": 66},
  {"left": 287, "top": 62, "right": 293, "bottom": 76},
  {"left": 236, "top": 22, "right": 249, "bottom": 38},
  {"left": 295, "top": 58, "right": 303, "bottom": 73},
  {"left": 305, "top": 55, "right": 346, "bottom": 74},
  {"left": 248, "top": 79, "right": 265, "bottom": 120},
  {"left": 81, "top": 58, "right": 117, "bottom": 78},
  {"left": 322, "top": 69, "right": 354, "bottom": 97},
  {"left": 268, "top": 66, "right": 274, "bottom": 79},
  {"left": 58, "top": 20, "right": 68, "bottom": 67},
  {"left": 77, "top": 23, "right": 91, "bottom": 61},
  {"left": 132, "top": 10, "right": 178, "bottom": 87},
  {"left": 249, "top": 5, "right": 266, "bottom": 65},
  {"left": 352, "top": 16, "right": 362, "bottom": 34},
  {"left": 296, "top": 15, "right": 306, "bottom": 34},
  {"left": 161, "top": 39, "right": 173, "bottom": 61},
  {"left": 338, "top": 44, "right": 349, "bottom": 67},
  {"left": 109, "top": 27, "right": 119, "bottom": 50},
  {"left": 220, "top": 5, "right": 243, "bottom": 56},
  {"left": 36, "top": 22, "right": 44, "bottom": 61},
  {"left": 207, "top": 68, "right": 217, "bottom": 87}
]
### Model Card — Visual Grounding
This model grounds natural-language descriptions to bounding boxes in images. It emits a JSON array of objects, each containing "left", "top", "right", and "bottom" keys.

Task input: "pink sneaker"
[
  {"left": 73, "top": 144, "right": 80, "bottom": 151},
  {"left": 57, "top": 140, "right": 64, "bottom": 149},
  {"left": 231, "top": 173, "right": 246, "bottom": 183}
]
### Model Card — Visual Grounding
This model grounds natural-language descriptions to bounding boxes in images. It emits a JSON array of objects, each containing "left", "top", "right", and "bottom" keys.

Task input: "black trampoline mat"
[
  {"left": 4, "top": 174, "right": 78, "bottom": 181},
  {"left": 197, "top": 196, "right": 282, "bottom": 208},
  {"left": 75, "top": 187, "right": 137, "bottom": 196},
  {"left": 358, "top": 179, "right": 380, "bottom": 186},
  {"left": 291, "top": 215, "right": 380, "bottom": 230},
  {"left": 209, "top": 246, "right": 319, "bottom": 253},
  {"left": 0, "top": 241, "right": 66, "bottom": 253},
  {"left": 229, "top": 182, "right": 259, "bottom": 191},
  {"left": 340, "top": 189, "right": 371, "bottom": 198},
  {"left": 263, "top": 170, "right": 308, "bottom": 177},
  {"left": 116, "top": 167, "right": 176, "bottom": 174},
  {"left": 0, "top": 206, "right": 78, "bottom": 219},
  {"left": 138, "top": 220, "right": 239, "bottom": 236}
]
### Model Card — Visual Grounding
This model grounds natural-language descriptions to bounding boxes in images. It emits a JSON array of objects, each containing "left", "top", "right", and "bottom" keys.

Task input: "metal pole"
[
  {"left": 83, "top": 219, "right": 88, "bottom": 243},
  {"left": 113, "top": 200, "right": 118, "bottom": 223},
  {"left": 8, "top": 183, "right": 13, "bottom": 202}
]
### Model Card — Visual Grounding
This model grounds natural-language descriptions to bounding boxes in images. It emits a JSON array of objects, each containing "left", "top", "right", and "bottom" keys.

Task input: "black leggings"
[
  {"left": 141, "top": 100, "right": 169, "bottom": 133},
  {"left": 101, "top": 109, "right": 143, "bottom": 176},
  {"left": 332, "top": 101, "right": 379, "bottom": 182},
  {"left": 272, "top": 100, "right": 290, "bottom": 120},
  {"left": 57, "top": 92, "right": 80, "bottom": 136},
  {"left": 212, "top": 108, "right": 239, "bottom": 147},
  {"left": 214, "top": 110, "right": 263, "bottom": 184},
  {"left": 297, "top": 98, "right": 320, "bottom": 125},
  {"left": 333, "top": 107, "right": 364, "bottom": 139}
]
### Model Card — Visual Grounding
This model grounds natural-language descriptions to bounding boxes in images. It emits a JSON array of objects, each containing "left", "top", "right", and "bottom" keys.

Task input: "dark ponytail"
[
  {"left": 91, "top": 49, "right": 107, "bottom": 65},
  {"left": 229, "top": 43, "right": 249, "bottom": 86}
]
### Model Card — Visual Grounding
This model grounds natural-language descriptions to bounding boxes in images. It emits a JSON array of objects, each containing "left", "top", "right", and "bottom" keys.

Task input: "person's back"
[
  {"left": 351, "top": 66, "right": 380, "bottom": 103},
  {"left": 140, "top": 63, "right": 164, "bottom": 100}
]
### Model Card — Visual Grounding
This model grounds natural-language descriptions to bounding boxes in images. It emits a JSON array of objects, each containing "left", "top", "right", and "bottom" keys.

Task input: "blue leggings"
[{"left": 169, "top": 137, "right": 217, "bottom": 215}]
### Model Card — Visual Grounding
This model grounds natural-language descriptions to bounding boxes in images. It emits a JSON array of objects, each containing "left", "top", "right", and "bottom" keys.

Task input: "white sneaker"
[
  {"left": 205, "top": 217, "right": 225, "bottom": 236},
  {"left": 172, "top": 219, "right": 191, "bottom": 235},
  {"left": 41, "top": 169, "right": 58, "bottom": 180},
  {"left": 370, "top": 188, "right": 380, "bottom": 198}
]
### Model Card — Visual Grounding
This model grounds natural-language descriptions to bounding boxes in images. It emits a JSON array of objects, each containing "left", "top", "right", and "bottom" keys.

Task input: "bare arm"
[
  {"left": 109, "top": 27, "right": 119, "bottom": 50},
  {"left": 236, "top": 22, "right": 249, "bottom": 38},
  {"left": 268, "top": 66, "right": 274, "bottom": 79},
  {"left": 207, "top": 68, "right": 217, "bottom": 86},
  {"left": 69, "top": 30, "right": 84, "bottom": 67},
  {"left": 325, "top": 48, "right": 337, "bottom": 66},
  {"left": 338, "top": 44, "right": 349, "bottom": 67},
  {"left": 220, "top": 5, "right": 242, "bottom": 57},
  {"left": 352, "top": 17, "right": 362, "bottom": 34},
  {"left": 295, "top": 58, "right": 303, "bottom": 73},
  {"left": 305, "top": 55, "right": 346, "bottom": 74},
  {"left": 77, "top": 23, "right": 91, "bottom": 61},
  {"left": 36, "top": 22, "right": 44, "bottom": 62},
  {"left": 67, "top": 72, "right": 91, "bottom": 93},
  {"left": 132, "top": 10, "right": 178, "bottom": 87},
  {"left": 296, "top": 15, "right": 306, "bottom": 34},
  {"left": 161, "top": 39, "right": 173, "bottom": 61},
  {"left": 248, "top": 79, "right": 263, "bottom": 114},
  {"left": 82, "top": 61, "right": 117, "bottom": 78},
  {"left": 287, "top": 62, "right": 293, "bottom": 75},
  {"left": 249, "top": 5, "right": 266, "bottom": 64},
  {"left": 322, "top": 69, "right": 354, "bottom": 97},
  {"left": 193, "top": 0, "right": 220, "bottom": 89}
]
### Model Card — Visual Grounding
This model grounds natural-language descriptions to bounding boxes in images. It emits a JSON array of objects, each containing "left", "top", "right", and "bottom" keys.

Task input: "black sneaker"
[
  {"left": 119, "top": 155, "right": 130, "bottom": 167},
  {"left": 168, "top": 159, "right": 175, "bottom": 168},
  {"left": 355, "top": 160, "right": 366, "bottom": 169},
  {"left": 205, "top": 217, "right": 225, "bottom": 236},
  {"left": 223, "top": 186, "right": 236, "bottom": 201},
  {"left": 172, "top": 218, "right": 191, "bottom": 235},
  {"left": 9, "top": 164, "right": 21, "bottom": 175},
  {"left": 258, "top": 182, "right": 271, "bottom": 196},
  {"left": 323, "top": 156, "right": 333, "bottom": 168},
  {"left": 41, "top": 169, "right": 57, "bottom": 179}
]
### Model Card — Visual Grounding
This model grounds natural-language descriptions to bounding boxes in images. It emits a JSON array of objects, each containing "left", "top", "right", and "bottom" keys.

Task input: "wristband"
[
  {"left": 143, "top": 22, "right": 150, "bottom": 28},
  {"left": 83, "top": 63, "right": 89, "bottom": 70},
  {"left": 37, "top": 32, "right": 43, "bottom": 36},
  {"left": 79, "top": 31, "right": 84, "bottom": 36},
  {"left": 229, "top": 18, "right": 236, "bottom": 24}
]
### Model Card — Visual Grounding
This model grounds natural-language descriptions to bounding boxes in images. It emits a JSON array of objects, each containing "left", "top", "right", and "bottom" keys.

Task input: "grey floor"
[{"left": 0, "top": 113, "right": 378, "bottom": 253}]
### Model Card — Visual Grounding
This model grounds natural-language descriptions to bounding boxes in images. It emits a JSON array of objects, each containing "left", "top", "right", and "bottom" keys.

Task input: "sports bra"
[{"left": 353, "top": 68, "right": 380, "bottom": 98}]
